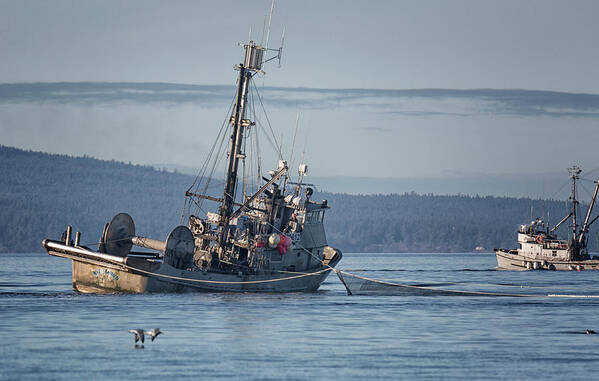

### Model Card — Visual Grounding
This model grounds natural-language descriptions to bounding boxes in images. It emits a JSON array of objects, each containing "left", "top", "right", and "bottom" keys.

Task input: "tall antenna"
[
  {"left": 530, "top": 205, "right": 533, "bottom": 222},
  {"left": 278, "top": 27, "right": 285, "bottom": 67},
  {"left": 289, "top": 108, "right": 301, "bottom": 176},
  {"left": 260, "top": 16, "right": 267, "bottom": 45},
  {"left": 265, "top": 0, "right": 275, "bottom": 51},
  {"left": 255, "top": 1, "right": 284, "bottom": 72},
  {"left": 295, "top": 135, "right": 308, "bottom": 195},
  {"left": 261, "top": 0, "right": 278, "bottom": 92},
  {"left": 301, "top": 135, "right": 307, "bottom": 165},
  {"left": 278, "top": 132, "right": 284, "bottom": 160}
]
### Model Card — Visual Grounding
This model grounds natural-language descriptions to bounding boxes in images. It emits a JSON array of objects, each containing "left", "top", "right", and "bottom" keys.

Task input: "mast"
[
  {"left": 219, "top": 41, "right": 265, "bottom": 247},
  {"left": 568, "top": 165, "right": 582, "bottom": 258}
]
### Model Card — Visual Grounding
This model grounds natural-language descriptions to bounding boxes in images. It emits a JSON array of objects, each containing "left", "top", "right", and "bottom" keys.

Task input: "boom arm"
[
  {"left": 230, "top": 166, "right": 287, "bottom": 219},
  {"left": 579, "top": 179, "right": 599, "bottom": 244},
  {"left": 587, "top": 214, "right": 599, "bottom": 230},
  {"left": 551, "top": 212, "right": 573, "bottom": 234}
]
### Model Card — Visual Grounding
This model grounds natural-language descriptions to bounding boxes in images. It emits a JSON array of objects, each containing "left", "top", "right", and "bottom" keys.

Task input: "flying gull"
[
  {"left": 145, "top": 328, "right": 163, "bottom": 342},
  {"left": 129, "top": 328, "right": 145, "bottom": 344}
]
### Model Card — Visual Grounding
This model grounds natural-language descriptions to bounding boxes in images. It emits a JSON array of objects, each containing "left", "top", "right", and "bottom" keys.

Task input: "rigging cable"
[
  {"left": 182, "top": 89, "right": 237, "bottom": 220},
  {"left": 186, "top": 90, "right": 235, "bottom": 195},
  {"left": 250, "top": 101, "right": 279, "bottom": 156},
  {"left": 249, "top": 80, "right": 263, "bottom": 184},
  {"left": 250, "top": 77, "right": 282, "bottom": 158},
  {"left": 584, "top": 166, "right": 599, "bottom": 178},
  {"left": 195, "top": 96, "right": 236, "bottom": 212}
]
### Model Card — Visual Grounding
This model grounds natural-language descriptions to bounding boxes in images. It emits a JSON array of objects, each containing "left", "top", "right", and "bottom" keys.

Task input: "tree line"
[{"left": 0, "top": 145, "right": 593, "bottom": 254}]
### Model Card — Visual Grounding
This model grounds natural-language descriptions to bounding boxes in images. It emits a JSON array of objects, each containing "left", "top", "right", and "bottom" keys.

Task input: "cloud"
[
  {"left": 0, "top": 82, "right": 234, "bottom": 108},
  {"left": 2, "top": 83, "right": 599, "bottom": 118}
]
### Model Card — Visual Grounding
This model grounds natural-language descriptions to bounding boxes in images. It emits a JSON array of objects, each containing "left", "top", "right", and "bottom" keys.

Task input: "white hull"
[{"left": 495, "top": 249, "right": 599, "bottom": 271}]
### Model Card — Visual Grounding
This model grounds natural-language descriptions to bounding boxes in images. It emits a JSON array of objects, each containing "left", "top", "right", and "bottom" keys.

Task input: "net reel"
[{"left": 100, "top": 213, "right": 195, "bottom": 269}]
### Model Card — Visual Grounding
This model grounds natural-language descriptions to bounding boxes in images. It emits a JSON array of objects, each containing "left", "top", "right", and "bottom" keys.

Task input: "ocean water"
[{"left": 1, "top": 252, "right": 599, "bottom": 380}]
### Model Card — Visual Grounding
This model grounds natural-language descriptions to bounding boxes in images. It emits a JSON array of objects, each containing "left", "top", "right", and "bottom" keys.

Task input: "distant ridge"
[{"left": 1, "top": 145, "right": 593, "bottom": 254}]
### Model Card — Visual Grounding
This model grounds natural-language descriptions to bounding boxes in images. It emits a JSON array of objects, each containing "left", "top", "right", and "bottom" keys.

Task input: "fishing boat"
[
  {"left": 496, "top": 166, "right": 599, "bottom": 270},
  {"left": 42, "top": 29, "right": 342, "bottom": 293}
]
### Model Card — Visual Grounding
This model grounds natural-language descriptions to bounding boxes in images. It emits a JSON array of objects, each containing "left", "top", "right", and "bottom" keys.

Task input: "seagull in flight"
[
  {"left": 129, "top": 329, "right": 145, "bottom": 344},
  {"left": 145, "top": 328, "right": 163, "bottom": 342}
]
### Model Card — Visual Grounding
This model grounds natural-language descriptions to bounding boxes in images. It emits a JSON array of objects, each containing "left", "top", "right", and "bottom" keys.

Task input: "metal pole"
[
  {"left": 43, "top": 239, "right": 126, "bottom": 264},
  {"left": 579, "top": 179, "right": 599, "bottom": 245},
  {"left": 569, "top": 166, "right": 581, "bottom": 258},
  {"left": 65, "top": 225, "right": 72, "bottom": 246},
  {"left": 572, "top": 173, "right": 577, "bottom": 240},
  {"left": 220, "top": 65, "right": 251, "bottom": 248},
  {"left": 131, "top": 236, "right": 166, "bottom": 252}
]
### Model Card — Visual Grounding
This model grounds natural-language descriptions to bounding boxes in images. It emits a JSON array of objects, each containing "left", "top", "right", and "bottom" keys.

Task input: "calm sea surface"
[{"left": 1, "top": 252, "right": 599, "bottom": 380}]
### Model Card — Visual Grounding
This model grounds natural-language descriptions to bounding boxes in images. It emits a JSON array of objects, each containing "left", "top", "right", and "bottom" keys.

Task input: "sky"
[
  {"left": 1, "top": 0, "right": 599, "bottom": 197},
  {"left": 2, "top": 0, "right": 599, "bottom": 92}
]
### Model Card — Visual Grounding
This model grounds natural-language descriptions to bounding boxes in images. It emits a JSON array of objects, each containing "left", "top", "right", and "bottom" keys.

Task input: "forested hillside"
[
  {"left": 321, "top": 193, "right": 579, "bottom": 252},
  {"left": 1, "top": 145, "right": 593, "bottom": 253},
  {"left": 0, "top": 146, "right": 190, "bottom": 252}
]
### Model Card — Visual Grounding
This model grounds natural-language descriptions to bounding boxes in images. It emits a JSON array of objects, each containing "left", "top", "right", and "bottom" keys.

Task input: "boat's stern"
[{"left": 42, "top": 238, "right": 162, "bottom": 293}]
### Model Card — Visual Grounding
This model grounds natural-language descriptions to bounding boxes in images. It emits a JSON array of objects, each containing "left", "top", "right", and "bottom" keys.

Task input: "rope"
[
  {"left": 259, "top": 218, "right": 351, "bottom": 294},
  {"left": 250, "top": 89, "right": 262, "bottom": 188},
  {"left": 183, "top": 88, "right": 236, "bottom": 219},
  {"left": 217, "top": 258, "right": 325, "bottom": 276},
  {"left": 262, "top": 220, "right": 335, "bottom": 268},
  {"left": 122, "top": 261, "right": 332, "bottom": 285},
  {"left": 73, "top": 231, "right": 337, "bottom": 284},
  {"left": 186, "top": 93, "right": 233, "bottom": 195}
]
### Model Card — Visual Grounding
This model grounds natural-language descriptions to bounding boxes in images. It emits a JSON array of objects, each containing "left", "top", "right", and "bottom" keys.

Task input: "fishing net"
[
  {"left": 335, "top": 270, "right": 599, "bottom": 298},
  {"left": 336, "top": 271, "right": 521, "bottom": 296}
]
